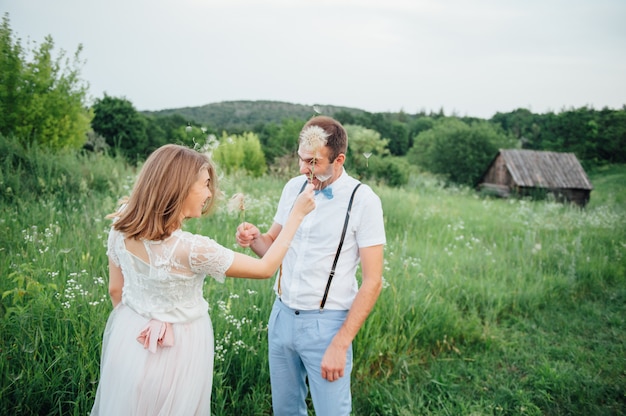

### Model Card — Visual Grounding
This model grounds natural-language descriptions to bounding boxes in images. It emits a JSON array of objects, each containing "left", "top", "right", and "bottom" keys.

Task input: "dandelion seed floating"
[
  {"left": 313, "top": 105, "right": 322, "bottom": 115},
  {"left": 185, "top": 123, "right": 192, "bottom": 133},
  {"left": 363, "top": 152, "right": 372, "bottom": 167}
]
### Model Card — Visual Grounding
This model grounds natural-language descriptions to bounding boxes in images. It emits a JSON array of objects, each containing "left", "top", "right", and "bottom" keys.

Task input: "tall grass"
[{"left": 1, "top": 140, "right": 624, "bottom": 415}]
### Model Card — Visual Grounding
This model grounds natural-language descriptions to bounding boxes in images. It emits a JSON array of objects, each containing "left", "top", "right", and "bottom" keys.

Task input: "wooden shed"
[{"left": 477, "top": 149, "right": 593, "bottom": 206}]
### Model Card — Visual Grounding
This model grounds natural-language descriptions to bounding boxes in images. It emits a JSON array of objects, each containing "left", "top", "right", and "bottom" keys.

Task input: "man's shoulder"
[{"left": 346, "top": 179, "right": 378, "bottom": 200}]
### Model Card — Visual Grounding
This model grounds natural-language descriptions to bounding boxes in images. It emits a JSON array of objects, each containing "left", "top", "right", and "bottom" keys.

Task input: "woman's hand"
[{"left": 293, "top": 183, "right": 316, "bottom": 217}]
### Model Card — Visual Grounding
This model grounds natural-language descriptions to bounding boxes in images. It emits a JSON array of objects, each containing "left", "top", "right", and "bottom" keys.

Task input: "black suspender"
[{"left": 320, "top": 183, "right": 361, "bottom": 310}]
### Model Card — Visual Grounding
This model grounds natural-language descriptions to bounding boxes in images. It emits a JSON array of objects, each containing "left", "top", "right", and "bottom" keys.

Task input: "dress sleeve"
[
  {"left": 106, "top": 227, "right": 121, "bottom": 266},
  {"left": 189, "top": 235, "right": 235, "bottom": 284}
]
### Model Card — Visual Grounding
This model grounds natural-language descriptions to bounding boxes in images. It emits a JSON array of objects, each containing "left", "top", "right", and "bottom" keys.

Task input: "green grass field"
[{"left": 1, "top": 149, "right": 624, "bottom": 415}]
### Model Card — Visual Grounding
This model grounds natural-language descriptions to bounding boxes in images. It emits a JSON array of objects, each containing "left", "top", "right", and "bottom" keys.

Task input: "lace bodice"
[{"left": 107, "top": 228, "right": 234, "bottom": 323}]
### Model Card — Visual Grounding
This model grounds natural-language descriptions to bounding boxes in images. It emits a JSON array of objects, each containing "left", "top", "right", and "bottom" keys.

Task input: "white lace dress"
[{"left": 90, "top": 228, "right": 234, "bottom": 416}]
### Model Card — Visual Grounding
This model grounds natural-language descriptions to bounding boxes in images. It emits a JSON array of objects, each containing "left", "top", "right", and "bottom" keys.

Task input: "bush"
[
  {"left": 369, "top": 157, "right": 411, "bottom": 187},
  {"left": 212, "top": 132, "right": 267, "bottom": 177},
  {"left": 0, "top": 134, "right": 128, "bottom": 203}
]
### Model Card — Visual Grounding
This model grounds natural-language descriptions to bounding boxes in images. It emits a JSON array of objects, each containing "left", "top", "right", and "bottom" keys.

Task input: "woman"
[{"left": 91, "top": 144, "right": 314, "bottom": 415}]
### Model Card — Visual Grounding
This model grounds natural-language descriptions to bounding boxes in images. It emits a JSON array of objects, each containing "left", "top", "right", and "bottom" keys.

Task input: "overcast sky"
[{"left": 4, "top": 0, "right": 626, "bottom": 119}]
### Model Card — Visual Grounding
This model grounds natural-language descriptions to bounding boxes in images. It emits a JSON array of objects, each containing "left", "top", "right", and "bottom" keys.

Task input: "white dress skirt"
[
  {"left": 91, "top": 228, "right": 235, "bottom": 416},
  {"left": 90, "top": 304, "right": 215, "bottom": 415}
]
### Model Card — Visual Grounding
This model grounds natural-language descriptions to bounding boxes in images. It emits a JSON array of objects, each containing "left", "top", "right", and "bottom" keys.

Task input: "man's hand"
[
  {"left": 235, "top": 222, "right": 260, "bottom": 248},
  {"left": 320, "top": 342, "right": 348, "bottom": 382}
]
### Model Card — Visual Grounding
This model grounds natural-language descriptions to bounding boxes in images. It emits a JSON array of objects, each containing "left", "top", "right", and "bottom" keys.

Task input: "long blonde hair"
[{"left": 109, "top": 144, "right": 219, "bottom": 241}]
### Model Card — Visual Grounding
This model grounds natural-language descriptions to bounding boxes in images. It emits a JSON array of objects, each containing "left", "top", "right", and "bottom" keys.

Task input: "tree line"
[{"left": 2, "top": 13, "right": 625, "bottom": 188}]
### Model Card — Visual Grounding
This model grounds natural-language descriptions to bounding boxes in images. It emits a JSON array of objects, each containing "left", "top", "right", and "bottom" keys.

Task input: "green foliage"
[
  {"left": 0, "top": 200, "right": 111, "bottom": 414},
  {"left": 586, "top": 164, "right": 626, "bottom": 211},
  {"left": 141, "top": 113, "right": 218, "bottom": 153},
  {"left": 491, "top": 106, "right": 626, "bottom": 166},
  {"left": 408, "top": 116, "right": 435, "bottom": 144},
  {"left": 255, "top": 118, "right": 303, "bottom": 164},
  {"left": 344, "top": 124, "right": 390, "bottom": 178},
  {"left": 388, "top": 120, "right": 410, "bottom": 156},
  {"left": 91, "top": 94, "right": 150, "bottom": 162},
  {"left": 409, "top": 118, "right": 516, "bottom": 185},
  {"left": 2, "top": 263, "right": 57, "bottom": 318},
  {"left": 369, "top": 156, "right": 412, "bottom": 186},
  {"left": 0, "top": 15, "right": 24, "bottom": 136},
  {"left": 0, "top": 133, "right": 128, "bottom": 204},
  {"left": 0, "top": 14, "right": 92, "bottom": 150},
  {"left": 594, "top": 108, "right": 626, "bottom": 164},
  {"left": 178, "top": 124, "right": 218, "bottom": 151},
  {"left": 356, "top": 112, "right": 411, "bottom": 156},
  {"left": 212, "top": 132, "right": 267, "bottom": 177},
  {"left": 240, "top": 132, "right": 267, "bottom": 177}
]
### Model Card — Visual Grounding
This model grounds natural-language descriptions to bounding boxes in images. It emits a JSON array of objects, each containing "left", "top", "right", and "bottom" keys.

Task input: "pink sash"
[{"left": 136, "top": 319, "right": 174, "bottom": 353}]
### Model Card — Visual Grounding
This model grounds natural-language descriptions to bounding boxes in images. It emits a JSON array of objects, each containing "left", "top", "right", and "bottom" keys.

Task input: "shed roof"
[{"left": 498, "top": 149, "right": 593, "bottom": 190}]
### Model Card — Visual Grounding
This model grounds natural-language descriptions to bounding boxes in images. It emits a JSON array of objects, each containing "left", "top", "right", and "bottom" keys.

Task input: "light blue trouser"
[{"left": 268, "top": 298, "right": 353, "bottom": 416}]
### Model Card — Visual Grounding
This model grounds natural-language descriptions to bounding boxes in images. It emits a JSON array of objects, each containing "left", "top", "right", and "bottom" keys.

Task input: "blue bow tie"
[{"left": 315, "top": 187, "right": 333, "bottom": 199}]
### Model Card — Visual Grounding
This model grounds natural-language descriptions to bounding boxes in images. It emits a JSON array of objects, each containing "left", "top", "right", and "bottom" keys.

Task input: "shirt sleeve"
[
  {"left": 355, "top": 185, "right": 386, "bottom": 248},
  {"left": 188, "top": 235, "right": 235, "bottom": 283}
]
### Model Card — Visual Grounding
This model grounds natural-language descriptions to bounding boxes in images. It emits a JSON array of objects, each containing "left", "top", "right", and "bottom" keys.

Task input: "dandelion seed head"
[
  {"left": 227, "top": 193, "right": 246, "bottom": 214},
  {"left": 299, "top": 125, "right": 329, "bottom": 154}
]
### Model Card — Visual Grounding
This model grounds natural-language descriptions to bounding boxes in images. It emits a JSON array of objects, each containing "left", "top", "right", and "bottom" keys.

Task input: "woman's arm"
[
  {"left": 226, "top": 184, "right": 314, "bottom": 278},
  {"left": 236, "top": 222, "right": 282, "bottom": 257},
  {"left": 108, "top": 258, "right": 124, "bottom": 307}
]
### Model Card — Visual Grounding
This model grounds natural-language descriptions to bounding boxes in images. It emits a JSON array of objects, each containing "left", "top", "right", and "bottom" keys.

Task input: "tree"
[
  {"left": 0, "top": 14, "right": 92, "bottom": 149},
  {"left": 355, "top": 112, "right": 411, "bottom": 156},
  {"left": 409, "top": 118, "right": 515, "bottom": 186},
  {"left": 255, "top": 118, "right": 303, "bottom": 164},
  {"left": 597, "top": 108, "right": 626, "bottom": 163},
  {"left": 388, "top": 121, "right": 410, "bottom": 156},
  {"left": 408, "top": 117, "right": 435, "bottom": 145},
  {"left": 333, "top": 110, "right": 356, "bottom": 126},
  {"left": 491, "top": 108, "right": 535, "bottom": 141},
  {"left": 0, "top": 14, "right": 23, "bottom": 137},
  {"left": 91, "top": 94, "right": 148, "bottom": 161},
  {"left": 344, "top": 125, "right": 389, "bottom": 178},
  {"left": 143, "top": 113, "right": 198, "bottom": 151}
]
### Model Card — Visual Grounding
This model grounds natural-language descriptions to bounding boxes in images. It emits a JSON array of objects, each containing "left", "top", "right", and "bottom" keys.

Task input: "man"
[{"left": 236, "top": 116, "right": 385, "bottom": 416}]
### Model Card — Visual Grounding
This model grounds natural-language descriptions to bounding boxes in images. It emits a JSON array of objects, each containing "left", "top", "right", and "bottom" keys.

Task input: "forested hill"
[
  {"left": 140, "top": 101, "right": 626, "bottom": 169},
  {"left": 142, "top": 100, "right": 366, "bottom": 131}
]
